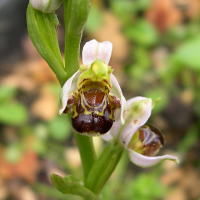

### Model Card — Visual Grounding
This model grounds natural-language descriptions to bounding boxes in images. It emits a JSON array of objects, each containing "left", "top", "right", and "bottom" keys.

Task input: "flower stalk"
[
  {"left": 62, "top": 0, "right": 97, "bottom": 181},
  {"left": 85, "top": 142, "right": 124, "bottom": 194},
  {"left": 73, "top": 126, "right": 96, "bottom": 178},
  {"left": 63, "top": 0, "right": 90, "bottom": 79}
]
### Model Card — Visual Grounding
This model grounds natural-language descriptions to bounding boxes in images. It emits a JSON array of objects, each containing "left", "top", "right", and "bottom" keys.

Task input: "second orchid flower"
[{"left": 103, "top": 97, "right": 179, "bottom": 167}]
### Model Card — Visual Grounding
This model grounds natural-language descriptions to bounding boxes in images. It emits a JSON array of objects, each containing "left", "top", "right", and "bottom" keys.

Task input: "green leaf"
[
  {"left": 124, "top": 19, "right": 158, "bottom": 46},
  {"left": 125, "top": 173, "right": 166, "bottom": 200},
  {"left": 32, "top": 139, "right": 47, "bottom": 155},
  {"left": 51, "top": 174, "right": 99, "bottom": 200},
  {"left": 86, "top": 142, "right": 124, "bottom": 194},
  {"left": 135, "top": 0, "right": 151, "bottom": 11},
  {"left": 48, "top": 115, "right": 71, "bottom": 141},
  {"left": 0, "top": 101, "right": 28, "bottom": 125},
  {"left": 172, "top": 37, "right": 200, "bottom": 71},
  {"left": 110, "top": 0, "right": 136, "bottom": 23},
  {"left": 177, "top": 126, "right": 198, "bottom": 154},
  {"left": 0, "top": 86, "right": 17, "bottom": 102},
  {"left": 132, "top": 47, "right": 151, "bottom": 68},
  {"left": 34, "top": 183, "right": 83, "bottom": 200},
  {"left": 26, "top": 4, "right": 67, "bottom": 86}
]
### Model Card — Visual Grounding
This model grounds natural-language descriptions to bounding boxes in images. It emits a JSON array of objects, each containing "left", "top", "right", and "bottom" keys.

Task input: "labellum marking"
[
  {"left": 61, "top": 60, "right": 121, "bottom": 136},
  {"left": 138, "top": 125, "right": 165, "bottom": 156},
  {"left": 128, "top": 125, "right": 165, "bottom": 157},
  {"left": 66, "top": 80, "right": 121, "bottom": 136}
]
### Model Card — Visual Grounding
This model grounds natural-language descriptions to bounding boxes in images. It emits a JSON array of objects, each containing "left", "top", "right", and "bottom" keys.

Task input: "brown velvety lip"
[{"left": 84, "top": 89, "right": 105, "bottom": 106}]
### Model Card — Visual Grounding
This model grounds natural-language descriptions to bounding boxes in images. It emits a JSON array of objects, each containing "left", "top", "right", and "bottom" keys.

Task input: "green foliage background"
[{"left": 0, "top": 0, "right": 200, "bottom": 199}]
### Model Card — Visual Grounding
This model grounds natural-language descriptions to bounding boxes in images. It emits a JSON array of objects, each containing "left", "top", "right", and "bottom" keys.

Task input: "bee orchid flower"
[
  {"left": 59, "top": 40, "right": 126, "bottom": 136},
  {"left": 102, "top": 97, "right": 179, "bottom": 167}
]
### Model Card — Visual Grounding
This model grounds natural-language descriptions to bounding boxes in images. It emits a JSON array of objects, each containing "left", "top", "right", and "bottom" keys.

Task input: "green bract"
[{"left": 26, "top": 4, "right": 67, "bottom": 86}]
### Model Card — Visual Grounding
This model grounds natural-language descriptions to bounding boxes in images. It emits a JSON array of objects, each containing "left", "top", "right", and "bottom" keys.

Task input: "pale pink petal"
[
  {"left": 97, "top": 41, "right": 112, "bottom": 65},
  {"left": 110, "top": 74, "right": 126, "bottom": 124},
  {"left": 82, "top": 40, "right": 112, "bottom": 66},
  {"left": 128, "top": 149, "right": 179, "bottom": 167},
  {"left": 101, "top": 131, "right": 114, "bottom": 142},
  {"left": 82, "top": 40, "right": 98, "bottom": 66},
  {"left": 121, "top": 97, "right": 152, "bottom": 148},
  {"left": 59, "top": 71, "right": 80, "bottom": 115}
]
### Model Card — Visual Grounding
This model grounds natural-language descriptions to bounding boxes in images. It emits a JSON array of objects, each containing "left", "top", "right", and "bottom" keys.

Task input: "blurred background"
[{"left": 0, "top": 0, "right": 200, "bottom": 199}]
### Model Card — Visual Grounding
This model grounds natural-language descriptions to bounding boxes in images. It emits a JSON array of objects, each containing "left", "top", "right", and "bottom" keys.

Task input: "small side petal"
[
  {"left": 101, "top": 131, "right": 114, "bottom": 142},
  {"left": 82, "top": 40, "right": 112, "bottom": 66},
  {"left": 59, "top": 71, "right": 80, "bottom": 115},
  {"left": 128, "top": 149, "right": 179, "bottom": 167},
  {"left": 111, "top": 74, "right": 126, "bottom": 124},
  {"left": 121, "top": 97, "right": 152, "bottom": 148}
]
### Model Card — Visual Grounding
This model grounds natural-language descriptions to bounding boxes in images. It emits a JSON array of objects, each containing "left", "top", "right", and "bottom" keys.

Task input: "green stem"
[
  {"left": 73, "top": 132, "right": 96, "bottom": 178},
  {"left": 64, "top": 34, "right": 81, "bottom": 78},
  {"left": 86, "top": 142, "right": 124, "bottom": 194},
  {"left": 63, "top": 0, "right": 95, "bottom": 180},
  {"left": 63, "top": 0, "right": 90, "bottom": 78}
]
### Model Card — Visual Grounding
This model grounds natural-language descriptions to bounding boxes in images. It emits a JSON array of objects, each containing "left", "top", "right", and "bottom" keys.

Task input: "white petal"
[
  {"left": 110, "top": 121, "right": 121, "bottom": 140},
  {"left": 128, "top": 150, "right": 179, "bottom": 167},
  {"left": 121, "top": 97, "right": 152, "bottom": 148},
  {"left": 59, "top": 71, "right": 80, "bottom": 115},
  {"left": 110, "top": 74, "right": 126, "bottom": 124},
  {"left": 101, "top": 131, "right": 114, "bottom": 142},
  {"left": 82, "top": 40, "right": 112, "bottom": 66}
]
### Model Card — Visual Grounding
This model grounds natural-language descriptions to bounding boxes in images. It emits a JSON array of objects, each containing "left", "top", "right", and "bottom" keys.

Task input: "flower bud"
[
  {"left": 30, "top": 0, "right": 63, "bottom": 13},
  {"left": 64, "top": 0, "right": 90, "bottom": 35}
]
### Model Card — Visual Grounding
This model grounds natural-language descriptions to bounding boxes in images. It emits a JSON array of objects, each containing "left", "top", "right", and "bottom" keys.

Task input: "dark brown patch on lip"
[
  {"left": 71, "top": 95, "right": 113, "bottom": 134},
  {"left": 84, "top": 89, "right": 105, "bottom": 106},
  {"left": 138, "top": 125, "right": 165, "bottom": 156}
]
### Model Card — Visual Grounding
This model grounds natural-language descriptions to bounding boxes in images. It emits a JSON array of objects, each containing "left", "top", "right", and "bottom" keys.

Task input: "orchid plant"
[{"left": 27, "top": 0, "right": 179, "bottom": 199}]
